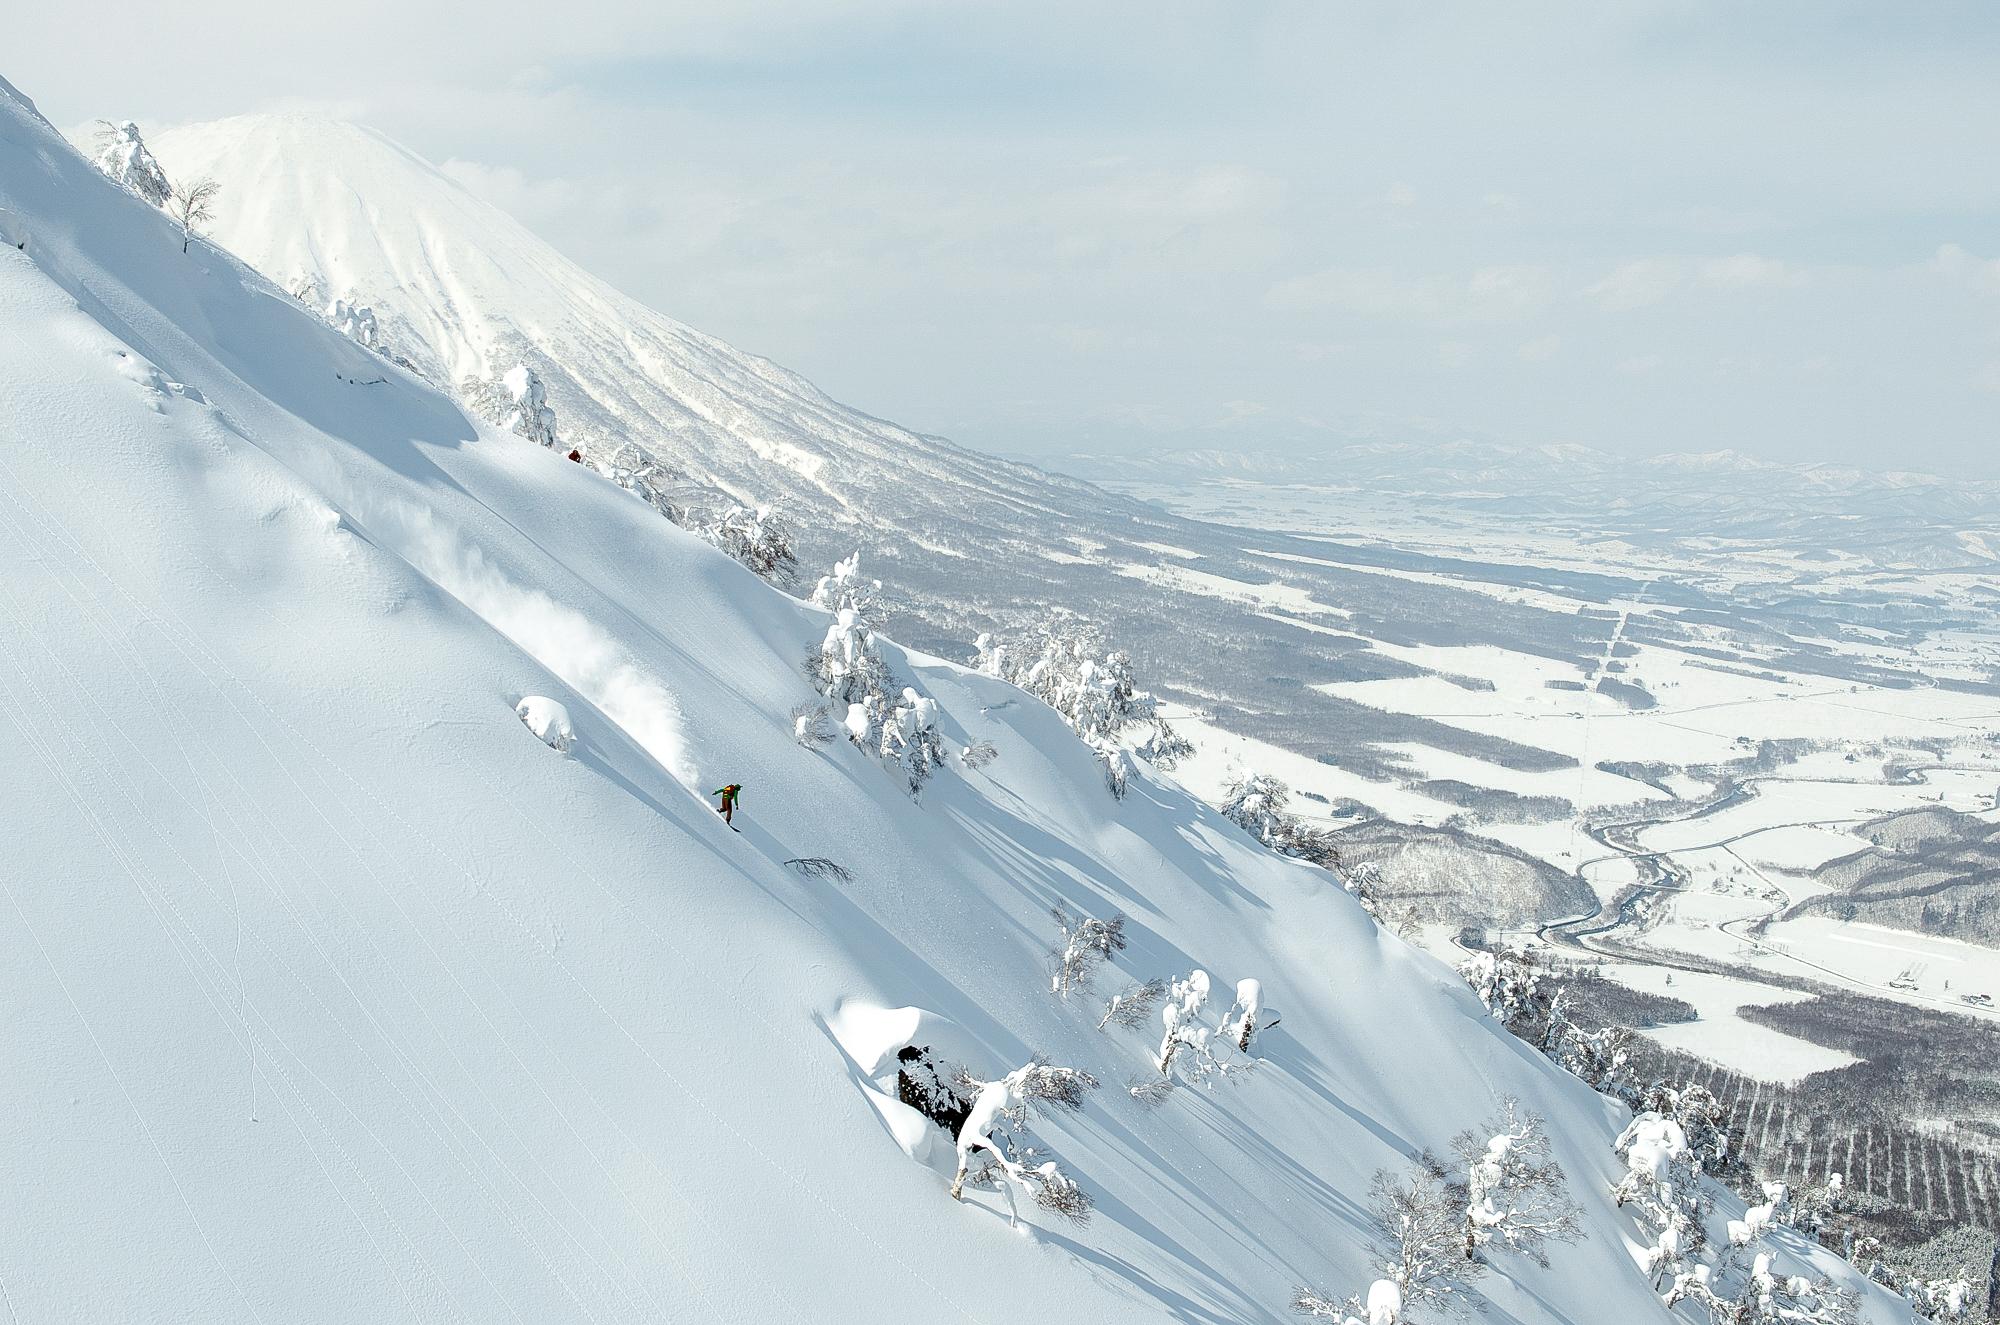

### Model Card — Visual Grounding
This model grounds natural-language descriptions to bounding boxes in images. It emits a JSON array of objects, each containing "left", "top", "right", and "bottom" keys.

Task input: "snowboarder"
[{"left": 713, "top": 783, "right": 742, "bottom": 830}]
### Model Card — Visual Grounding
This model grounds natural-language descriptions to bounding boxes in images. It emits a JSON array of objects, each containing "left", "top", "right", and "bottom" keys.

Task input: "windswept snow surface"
[{"left": 1, "top": 79, "right": 1901, "bottom": 1322}]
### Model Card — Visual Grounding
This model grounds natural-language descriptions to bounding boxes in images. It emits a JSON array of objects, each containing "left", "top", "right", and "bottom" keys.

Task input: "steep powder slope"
[{"left": 4, "top": 79, "right": 1901, "bottom": 1322}]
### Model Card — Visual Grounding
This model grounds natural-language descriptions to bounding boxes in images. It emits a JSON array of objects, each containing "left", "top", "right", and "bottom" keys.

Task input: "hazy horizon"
[{"left": 16, "top": 2, "right": 2000, "bottom": 476}]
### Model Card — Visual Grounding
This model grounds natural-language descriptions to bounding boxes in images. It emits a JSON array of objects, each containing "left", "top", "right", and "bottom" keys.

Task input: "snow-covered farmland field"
[
  {"left": 1602, "top": 964, "right": 1860, "bottom": 1084},
  {"left": 1754, "top": 918, "right": 2000, "bottom": 1017},
  {"left": 1107, "top": 466, "right": 2000, "bottom": 1087}
]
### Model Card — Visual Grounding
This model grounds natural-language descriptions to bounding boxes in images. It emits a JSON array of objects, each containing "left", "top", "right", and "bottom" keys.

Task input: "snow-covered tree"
[
  {"left": 1340, "top": 859, "right": 1384, "bottom": 917},
  {"left": 1156, "top": 968, "right": 1212, "bottom": 1077},
  {"left": 1457, "top": 951, "right": 1633, "bottom": 1101},
  {"left": 502, "top": 364, "right": 558, "bottom": 449},
  {"left": 880, "top": 687, "right": 945, "bottom": 794},
  {"left": 579, "top": 437, "right": 688, "bottom": 523},
  {"left": 1632, "top": 1081, "right": 1735, "bottom": 1184},
  {"left": 1541, "top": 988, "right": 1633, "bottom": 1099},
  {"left": 1297, "top": 1156, "right": 1481, "bottom": 1322},
  {"left": 1785, "top": 1172, "right": 1847, "bottom": 1242},
  {"left": 1098, "top": 745, "right": 1135, "bottom": 799},
  {"left": 462, "top": 363, "right": 560, "bottom": 450},
  {"left": 1145, "top": 968, "right": 1261, "bottom": 1091},
  {"left": 323, "top": 297, "right": 381, "bottom": 352},
  {"left": 1612, "top": 1110, "right": 1709, "bottom": 1285},
  {"left": 948, "top": 1058, "right": 1099, "bottom": 1226},
  {"left": 812, "top": 552, "right": 881, "bottom": 620},
  {"left": 972, "top": 618, "right": 1190, "bottom": 781},
  {"left": 1729, "top": 1182, "right": 1791, "bottom": 1248},
  {"left": 1049, "top": 904, "right": 1127, "bottom": 999},
  {"left": 91, "top": 120, "right": 171, "bottom": 206},
  {"left": 702, "top": 503, "right": 797, "bottom": 585},
  {"left": 1222, "top": 770, "right": 1295, "bottom": 846},
  {"left": 1458, "top": 947, "right": 1548, "bottom": 1040},
  {"left": 167, "top": 176, "right": 219, "bottom": 255},
  {"left": 1222, "top": 978, "right": 1264, "bottom": 1052},
  {"left": 1665, "top": 1248, "right": 1858, "bottom": 1324},
  {"left": 808, "top": 597, "right": 893, "bottom": 730},
  {"left": 1221, "top": 770, "right": 1342, "bottom": 871},
  {"left": 1451, "top": 1099, "right": 1580, "bottom": 1266},
  {"left": 804, "top": 565, "right": 948, "bottom": 796},
  {"left": 1897, "top": 1276, "right": 1978, "bottom": 1321}
]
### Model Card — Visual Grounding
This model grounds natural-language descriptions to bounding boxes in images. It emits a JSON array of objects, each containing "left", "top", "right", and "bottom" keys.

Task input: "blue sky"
[{"left": 18, "top": 2, "right": 2000, "bottom": 472}]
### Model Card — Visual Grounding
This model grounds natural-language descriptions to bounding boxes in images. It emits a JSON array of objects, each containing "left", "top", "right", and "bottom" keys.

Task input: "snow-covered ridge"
[
  {"left": 3, "top": 77, "right": 1903, "bottom": 1322},
  {"left": 147, "top": 112, "right": 1118, "bottom": 551}
]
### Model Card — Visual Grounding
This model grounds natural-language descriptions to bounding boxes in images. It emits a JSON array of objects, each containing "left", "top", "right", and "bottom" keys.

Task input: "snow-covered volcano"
[
  {"left": 3, "top": 79, "right": 1905, "bottom": 1322},
  {"left": 147, "top": 113, "right": 1163, "bottom": 638}
]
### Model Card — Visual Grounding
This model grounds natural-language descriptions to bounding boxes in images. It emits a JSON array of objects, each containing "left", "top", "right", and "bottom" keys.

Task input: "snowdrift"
[{"left": 0, "top": 76, "right": 1899, "bottom": 1322}]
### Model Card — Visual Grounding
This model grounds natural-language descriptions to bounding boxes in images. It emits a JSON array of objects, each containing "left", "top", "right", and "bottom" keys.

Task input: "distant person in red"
[{"left": 713, "top": 783, "right": 742, "bottom": 830}]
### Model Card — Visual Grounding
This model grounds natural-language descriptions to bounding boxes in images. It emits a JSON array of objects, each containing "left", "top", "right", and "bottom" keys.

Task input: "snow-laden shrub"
[
  {"left": 92, "top": 120, "right": 171, "bottom": 207},
  {"left": 790, "top": 702, "right": 835, "bottom": 749},
  {"left": 1728, "top": 1181, "right": 1790, "bottom": 1248},
  {"left": 702, "top": 503, "right": 797, "bottom": 585},
  {"left": 515, "top": 695, "right": 574, "bottom": 753},
  {"left": 842, "top": 701, "right": 871, "bottom": 743},
  {"left": 1156, "top": 969, "right": 1211, "bottom": 1077},
  {"left": 1295, "top": 1156, "right": 1479, "bottom": 1322},
  {"left": 1049, "top": 904, "right": 1127, "bottom": 999},
  {"left": 781, "top": 857, "right": 852, "bottom": 883},
  {"left": 1451, "top": 1098, "right": 1580, "bottom": 1266},
  {"left": 1295, "top": 1278, "right": 1403, "bottom": 1325},
  {"left": 895, "top": 1044, "right": 972, "bottom": 1135},
  {"left": 1097, "top": 978, "right": 1167, "bottom": 1031},
  {"left": 948, "top": 1058, "right": 1099, "bottom": 1226}
]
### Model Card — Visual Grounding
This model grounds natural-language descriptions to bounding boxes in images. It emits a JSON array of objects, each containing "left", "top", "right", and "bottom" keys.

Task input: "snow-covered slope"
[{"left": 3, "top": 79, "right": 1899, "bottom": 1322}]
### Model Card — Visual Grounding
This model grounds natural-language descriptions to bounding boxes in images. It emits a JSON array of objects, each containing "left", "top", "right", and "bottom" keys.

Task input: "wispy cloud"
[
  {"left": 1265, "top": 264, "right": 1553, "bottom": 322},
  {"left": 1585, "top": 253, "right": 1806, "bottom": 310}
]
